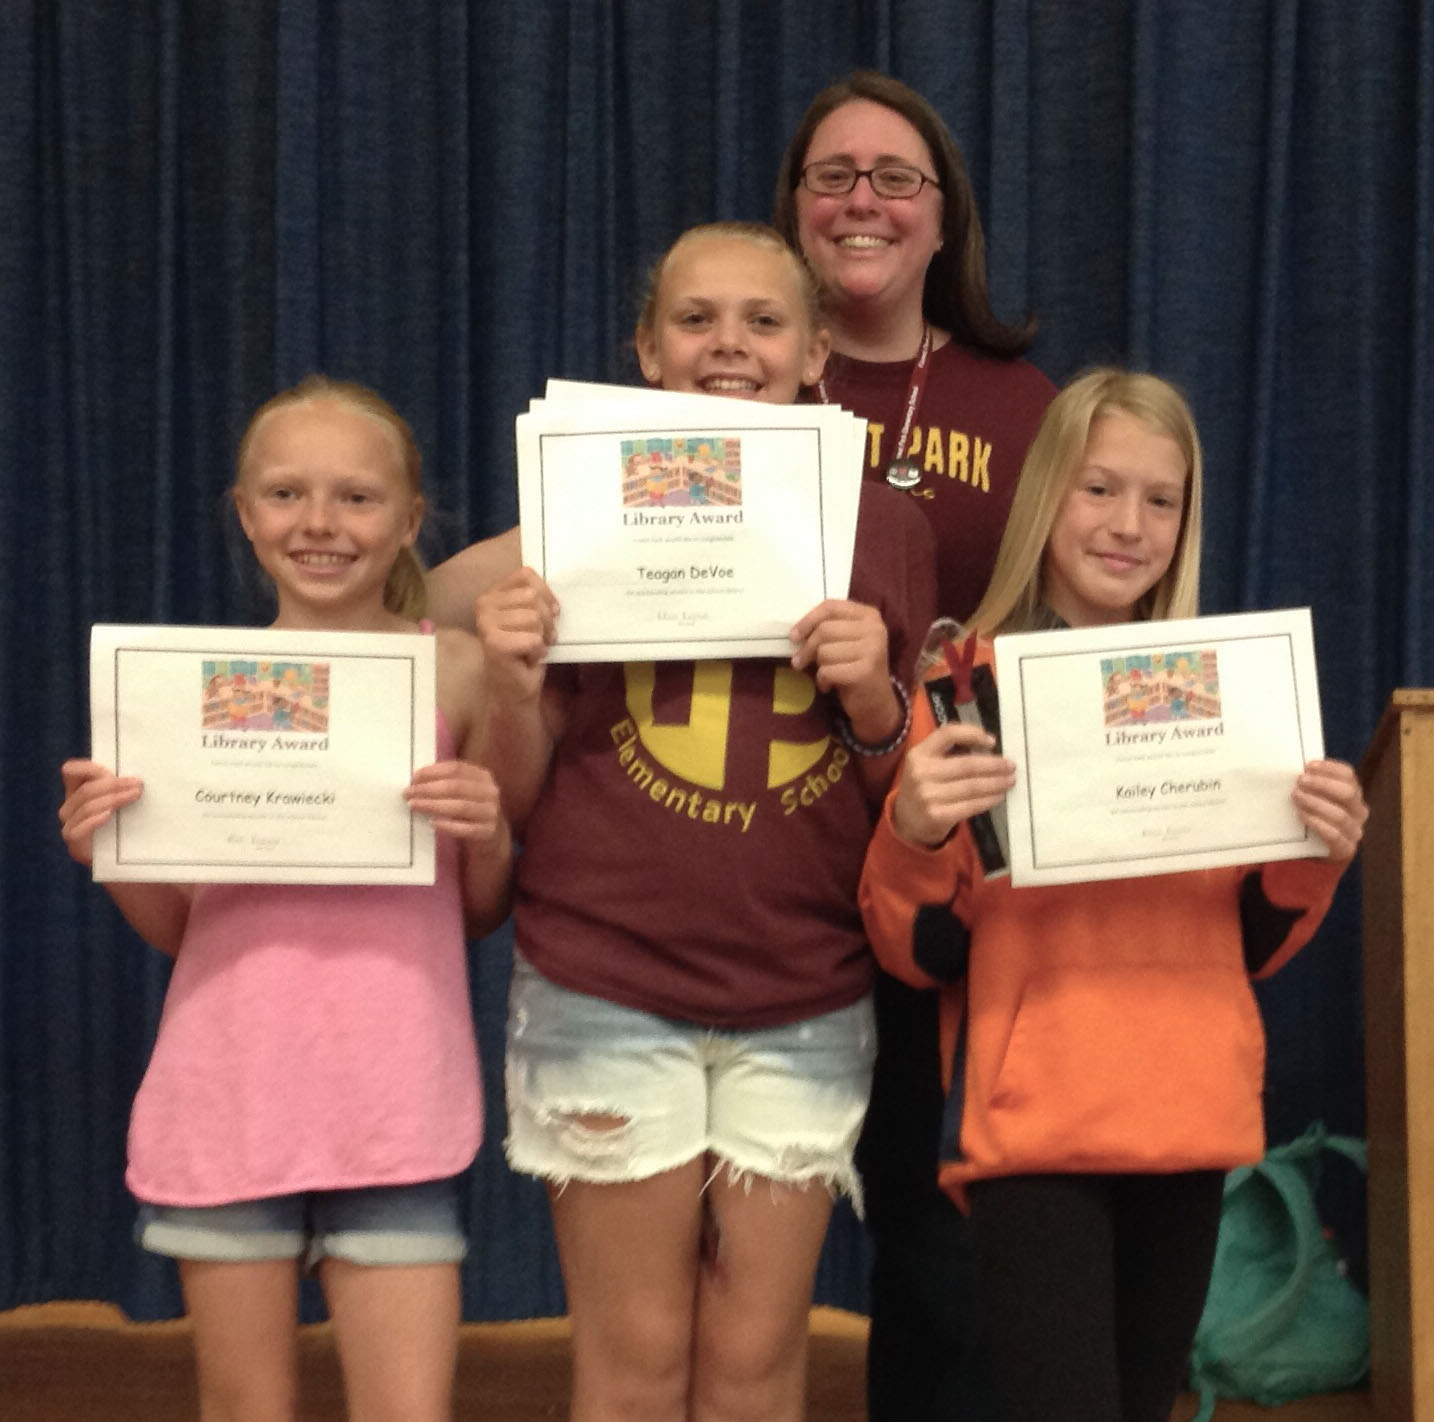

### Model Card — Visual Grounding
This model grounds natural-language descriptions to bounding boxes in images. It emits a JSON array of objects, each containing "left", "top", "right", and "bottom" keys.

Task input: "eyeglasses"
[{"left": 798, "top": 161, "right": 941, "bottom": 200}]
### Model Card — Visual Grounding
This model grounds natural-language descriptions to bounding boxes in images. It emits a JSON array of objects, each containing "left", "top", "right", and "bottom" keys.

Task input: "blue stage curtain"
[{"left": 2, "top": 0, "right": 1427, "bottom": 1320}]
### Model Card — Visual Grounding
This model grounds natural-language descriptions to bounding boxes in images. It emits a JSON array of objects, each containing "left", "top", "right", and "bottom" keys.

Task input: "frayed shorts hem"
[
  {"left": 503, "top": 957, "right": 874, "bottom": 1215},
  {"left": 503, "top": 1137, "right": 865, "bottom": 1217}
]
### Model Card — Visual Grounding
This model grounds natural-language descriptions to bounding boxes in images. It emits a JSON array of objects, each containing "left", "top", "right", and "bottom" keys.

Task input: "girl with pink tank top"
[{"left": 58, "top": 376, "right": 511, "bottom": 1422}]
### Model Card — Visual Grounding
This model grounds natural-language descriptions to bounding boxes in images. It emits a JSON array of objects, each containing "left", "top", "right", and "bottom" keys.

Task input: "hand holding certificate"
[
  {"left": 516, "top": 379, "right": 867, "bottom": 661},
  {"left": 994, "top": 608, "right": 1334, "bottom": 886},
  {"left": 86, "top": 624, "right": 436, "bottom": 884}
]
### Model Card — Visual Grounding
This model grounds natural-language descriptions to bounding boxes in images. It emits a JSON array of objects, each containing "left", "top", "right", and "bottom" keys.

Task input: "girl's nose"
[
  {"left": 1105, "top": 502, "right": 1142, "bottom": 542},
  {"left": 1110, "top": 492, "right": 1145, "bottom": 537},
  {"left": 710, "top": 313, "right": 748, "bottom": 353},
  {"left": 303, "top": 495, "right": 336, "bottom": 533}
]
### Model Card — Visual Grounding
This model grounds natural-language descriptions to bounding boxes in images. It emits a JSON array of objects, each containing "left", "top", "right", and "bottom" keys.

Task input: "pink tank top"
[{"left": 126, "top": 709, "right": 482, "bottom": 1205}]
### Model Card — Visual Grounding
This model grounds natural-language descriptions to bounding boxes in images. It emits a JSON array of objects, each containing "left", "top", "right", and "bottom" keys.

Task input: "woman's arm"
[{"left": 425, "top": 527, "right": 522, "bottom": 630}]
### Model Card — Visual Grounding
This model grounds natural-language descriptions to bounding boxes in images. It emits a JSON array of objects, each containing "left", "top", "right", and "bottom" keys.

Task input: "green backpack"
[{"left": 1187, "top": 1123, "right": 1369, "bottom": 1421}]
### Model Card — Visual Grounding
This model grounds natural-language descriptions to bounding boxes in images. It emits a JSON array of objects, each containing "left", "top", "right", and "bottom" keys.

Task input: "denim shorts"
[
  {"left": 504, "top": 955, "right": 875, "bottom": 1211},
  {"left": 135, "top": 1176, "right": 466, "bottom": 1268}
]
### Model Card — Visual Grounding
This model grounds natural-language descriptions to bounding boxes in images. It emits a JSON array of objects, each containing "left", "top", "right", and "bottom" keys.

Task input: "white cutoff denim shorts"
[
  {"left": 504, "top": 953, "right": 875, "bottom": 1212},
  {"left": 135, "top": 1176, "right": 466, "bottom": 1268}
]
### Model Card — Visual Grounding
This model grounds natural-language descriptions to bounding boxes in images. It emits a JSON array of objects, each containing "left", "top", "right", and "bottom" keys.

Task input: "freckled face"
[
  {"left": 1042, "top": 412, "right": 1188, "bottom": 627},
  {"left": 235, "top": 399, "right": 421, "bottom": 626},
  {"left": 635, "top": 234, "right": 829, "bottom": 404},
  {"left": 794, "top": 99, "right": 944, "bottom": 320}
]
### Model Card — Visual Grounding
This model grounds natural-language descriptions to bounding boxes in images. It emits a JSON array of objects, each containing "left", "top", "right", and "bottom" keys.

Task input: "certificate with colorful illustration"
[
  {"left": 994, "top": 609, "right": 1326, "bottom": 886},
  {"left": 517, "top": 380, "right": 866, "bottom": 661},
  {"left": 89, "top": 624, "right": 436, "bottom": 884}
]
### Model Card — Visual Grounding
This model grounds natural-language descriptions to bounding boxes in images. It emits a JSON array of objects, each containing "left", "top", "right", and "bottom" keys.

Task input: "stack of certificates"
[{"left": 516, "top": 380, "right": 867, "bottom": 662}]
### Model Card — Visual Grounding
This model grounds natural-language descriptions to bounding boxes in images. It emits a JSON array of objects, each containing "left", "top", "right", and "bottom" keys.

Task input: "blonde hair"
[
  {"left": 969, "top": 368, "right": 1204, "bottom": 636},
  {"left": 636, "top": 221, "right": 826, "bottom": 342},
  {"left": 235, "top": 375, "right": 427, "bottom": 619}
]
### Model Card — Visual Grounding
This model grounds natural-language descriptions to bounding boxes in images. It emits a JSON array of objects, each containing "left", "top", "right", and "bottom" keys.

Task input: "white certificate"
[
  {"left": 994, "top": 609, "right": 1326, "bottom": 886},
  {"left": 518, "top": 382, "right": 865, "bottom": 661},
  {"left": 89, "top": 624, "right": 436, "bottom": 884}
]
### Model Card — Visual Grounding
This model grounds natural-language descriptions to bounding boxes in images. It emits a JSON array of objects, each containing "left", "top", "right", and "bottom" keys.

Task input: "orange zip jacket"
[{"left": 858, "top": 638, "right": 1348, "bottom": 1205}]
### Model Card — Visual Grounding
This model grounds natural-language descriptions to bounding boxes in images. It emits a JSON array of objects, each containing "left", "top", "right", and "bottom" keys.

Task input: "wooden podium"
[{"left": 1362, "top": 689, "right": 1434, "bottom": 1420}]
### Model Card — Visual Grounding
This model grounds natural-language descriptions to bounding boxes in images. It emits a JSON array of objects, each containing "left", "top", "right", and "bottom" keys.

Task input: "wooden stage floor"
[{"left": 0, "top": 1301, "right": 1373, "bottom": 1420}]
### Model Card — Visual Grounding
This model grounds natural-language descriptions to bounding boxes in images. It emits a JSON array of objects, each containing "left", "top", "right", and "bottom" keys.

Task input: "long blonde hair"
[
  {"left": 235, "top": 375, "right": 427, "bottom": 619},
  {"left": 969, "top": 368, "right": 1204, "bottom": 636}
]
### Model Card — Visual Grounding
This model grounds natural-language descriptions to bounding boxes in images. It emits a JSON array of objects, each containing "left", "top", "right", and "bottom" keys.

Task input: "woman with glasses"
[
  {"left": 772, "top": 72, "right": 1055, "bottom": 1422},
  {"left": 773, "top": 71, "right": 1055, "bottom": 624}
]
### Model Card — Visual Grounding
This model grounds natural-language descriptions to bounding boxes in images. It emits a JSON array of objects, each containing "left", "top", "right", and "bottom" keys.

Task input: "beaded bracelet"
[{"left": 830, "top": 674, "right": 913, "bottom": 757}]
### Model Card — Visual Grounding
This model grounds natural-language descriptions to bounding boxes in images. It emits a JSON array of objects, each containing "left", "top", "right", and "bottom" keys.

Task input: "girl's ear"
[
  {"left": 233, "top": 486, "right": 256, "bottom": 543},
  {"left": 404, "top": 493, "right": 425, "bottom": 548},
  {"left": 803, "top": 328, "right": 832, "bottom": 388},
  {"left": 634, "top": 326, "right": 661, "bottom": 386}
]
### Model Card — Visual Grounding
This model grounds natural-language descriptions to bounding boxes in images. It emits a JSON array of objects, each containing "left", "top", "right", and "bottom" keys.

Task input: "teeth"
[
  {"left": 293, "top": 553, "right": 353, "bottom": 567},
  {"left": 839, "top": 235, "right": 890, "bottom": 249},
  {"left": 704, "top": 378, "right": 758, "bottom": 391}
]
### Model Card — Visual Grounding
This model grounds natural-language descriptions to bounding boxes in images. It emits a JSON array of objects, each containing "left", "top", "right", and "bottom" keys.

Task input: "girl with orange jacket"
[{"left": 858, "top": 368, "right": 1368, "bottom": 1422}]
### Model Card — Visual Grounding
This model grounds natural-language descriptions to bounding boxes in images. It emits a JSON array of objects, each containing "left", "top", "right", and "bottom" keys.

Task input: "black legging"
[
  {"left": 967, "top": 1170, "right": 1225, "bottom": 1422},
  {"left": 857, "top": 974, "right": 995, "bottom": 1422}
]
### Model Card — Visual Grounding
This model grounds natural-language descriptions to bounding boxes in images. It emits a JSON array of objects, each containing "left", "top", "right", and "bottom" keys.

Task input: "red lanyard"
[
  {"left": 942, "top": 631, "right": 978, "bottom": 703},
  {"left": 818, "top": 324, "right": 933, "bottom": 490}
]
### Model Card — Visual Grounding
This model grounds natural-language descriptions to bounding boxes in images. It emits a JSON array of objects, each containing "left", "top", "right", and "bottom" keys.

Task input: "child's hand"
[
  {"left": 405, "top": 760, "right": 504, "bottom": 844},
  {"left": 790, "top": 599, "right": 896, "bottom": 741},
  {"left": 891, "top": 723, "right": 1016, "bottom": 848},
  {"left": 475, "top": 568, "right": 559, "bottom": 703},
  {"left": 58, "top": 759, "right": 142, "bottom": 867},
  {"left": 1291, "top": 759, "right": 1368, "bottom": 862}
]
